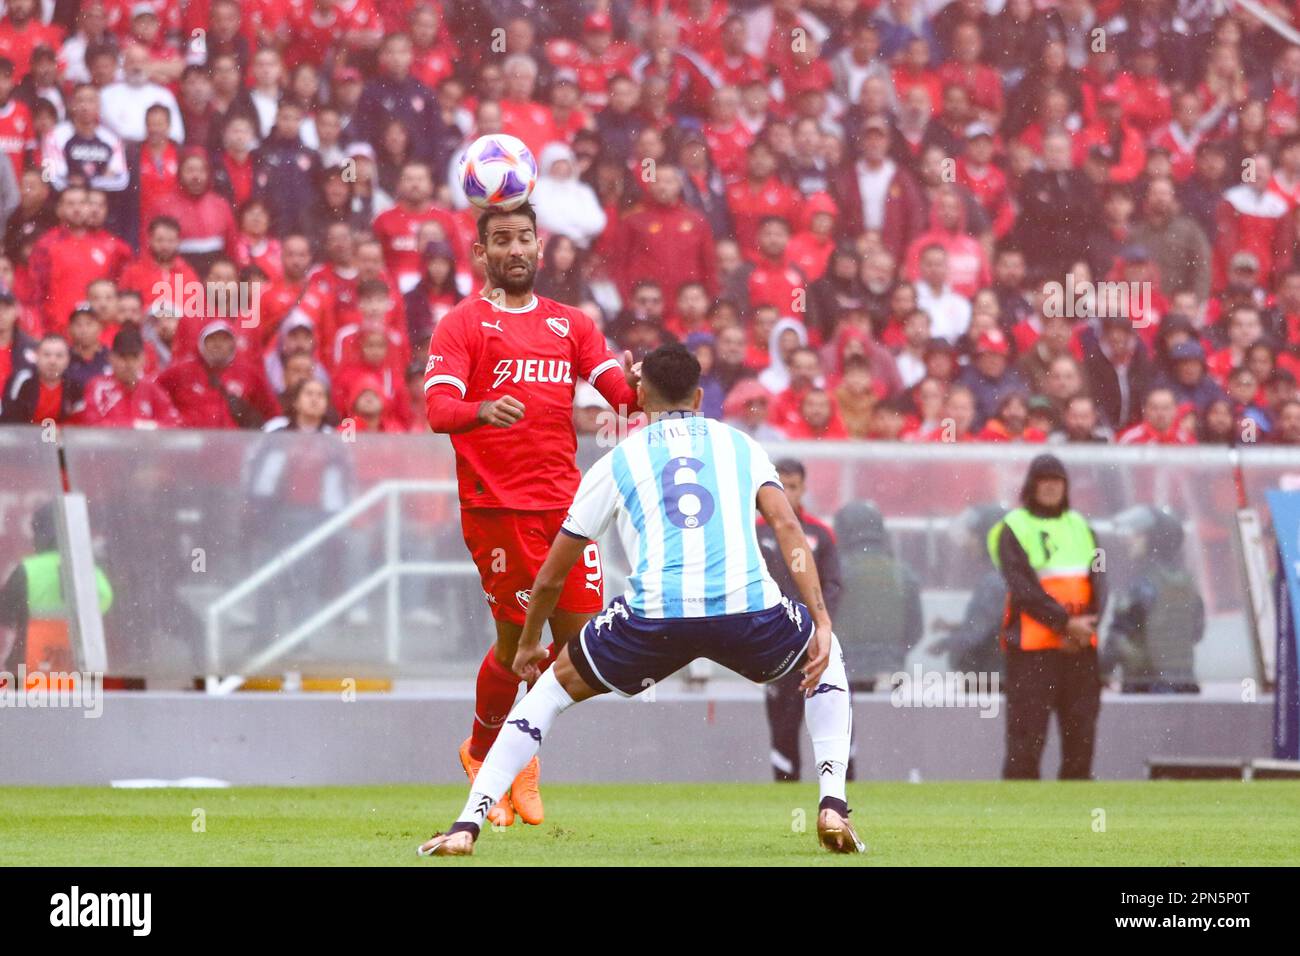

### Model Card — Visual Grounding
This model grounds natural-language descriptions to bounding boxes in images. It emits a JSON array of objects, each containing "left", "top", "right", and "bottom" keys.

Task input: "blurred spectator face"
[
  {"left": 211, "top": 0, "right": 240, "bottom": 39},
  {"left": 325, "top": 224, "right": 353, "bottom": 264},
  {"left": 862, "top": 250, "right": 894, "bottom": 290},
  {"left": 240, "top": 201, "right": 271, "bottom": 237},
  {"left": 788, "top": 348, "right": 819, "bottom": 388},
  {"left": 145, "top": 106, "right": 170, "bottom": 142},
  {"left": 740, "top": 394, "right": 769, "bottom": 428},
  {"left": 503, "top": 55, "right": 538, "bottom": 100},
  {"left": 117, "top": 293, "right": 142, "bottom": 325},
  {"left": 1174, "top": 357, "right": 1203, "bottom": 386},
  {"left": 1277, "top": 402, "right": 1300, "bottom": 443},
  {"left": 1064, "top": 395, "right": 1098, "bottom": 438},
  {"left": 1228, "top": 370, "right": 1258, "bottom": 405},
  {"left": 648, "top": 165, "right": 682, "bottom": 206},
  {"left": 871, "top": 403, "right": 904, "bottom": 438},
  {"left": 20, "top": 168, "right": 49, "bottom": 208},
  {"left": 281, "top": 236, "right": 312, "bottom": 279},
  {"left": 36, "top": 337, "right": 69, "bottom": 381},
  {"left": 634, "top": 126, "right": 665, "bottom": 162},
  {"left": 916, "top": 377, "right": 944, "bottom": 419},
  {"left": 273, "top": 103, "right": 303, "bottom": 140},
  {"left": 354, "top": 388, "right": 383, "bottom": 418},
  {"left": 1145, "top": 178, "right": 1177, "bottom": 219},
  {"left": 1144, "top": 389, "right": 1177, "bottom": 431},
  {"left": 1247, "top": 343, "right": 1274, "bottom": 383},
  {"left": 379, "top": 35, "right": 413, "bottom": 79},
  {"left": 88, "top": 279, "right": 116, "bottom": 319},
  {"left": 505, "top": 17, "right": 535, "bottom": 54},
  {"left": 757, "top": 219, "right": 790, "bottom": 260},
  {"left": 69, "top": 313, "right": 100, "bottom": 349},
  {"left": 936, "top": 191, "right": 962, "bottom": 230},
  {"left": 198, "top": 330, "right": 235, "bottom": 369},
  {"left": 793, "top": 118, "right": 821, "bottom": 156},
  {"left": 356, "top": 242, "right": 386, "bottom": 279},
  {"left": 70, "top": 86, "right": 101, "bottom": 128},
  {"left": 1042, "top": 132, "right": 1073, "bottom": 171},
  {"left": 919, "top": 247, "right": 948, "bottom": 289},
  {"left": 999, "top": 395, "right": 1028, "bottom": 433},
  {"left": 283, "top": 324, "right": 315, "bottom": 357},
  {"left": 109, "top": 346, "right": 144, "bottom": 386},
  {"left": 358, "top": 289, "right": 392, "bottom": 323},
  {"left": 151, "top": 307, "right": 178, "bottom": 343},
  {"left": 85, "top": 190, "right": 110, "bottom": 227},
  {"left": 180, "top": 156, "right": 210, "bottom": 195},
  {"left": 801, "top": 390, "right": 833, "bottom": 431},
  {"left": 974, "top": 347, "right": 1007, "bottom": 379},
  {"left": 283, "top": 352, "right": 314, "bottom": 391},
  {"left": 122, "top": 45, "right": 149, "bottom": 84},
  {"left": 903, "top": 309, "right": 930, "bottom": 347},
  {"left": 890, "top": 282, "right": 917, "bottom": 316},
  {"left": 398, "top": 164, "right": 433, "bottom": 205},
  {"left": 1101, "top": 324, "right": 1135, "bottom": 362},
  {"left": 608, "top": 76, "right": 639, "bottom": 113},
  {"left": 903, "top": 37, "right": 929, "bottom": 70},
  {"left": 945, "top": 389, "right": 975, "bottom": 434},
  {"left": 941, "top": 86, "right": 970, "bottom": 126},
  {"left": 211, "top": 56, "right": 241, "bottom": 97},
  {"left": 1040, "top": 314, "right": 1072, "bottom": 353},
  {"left": 966, "top": 133, "right": 994, "bottom": 165},
  {"left": 954, "top": 22, "right": 981, "bottom": 63},
  {"left": 1173, "top": 91, "right": 1200, "bottom": 129},
  {"left": 841, "top": 361, "right": 874, "bottom": 396},
  {"left": 747, "top": 143, "right": 776, "bottom": 180},
  {"left": 677, "top": 284, "right": 709, "bottom": 322},
  {"left": 1202, "top": 400, "right": 1235, "bottom": 442},
  {"left": 149, "top": 222, "right": 180, "bottom": 261},
  {"left": 632, "top": 284, "right": 664, "bottom": 320},
  {"left": 252, "top": 50, "right": 282, "bottom": 90},
  {"left": 925, "top": 347, "right": 955, "bottom": 381},
  {"left": 1250, "top": 154, "right": 1273, "bottom": 191},
  {"left": 1103, "top": 188, "right": 1133, "bottom": 225},
  {"left": 860, "top": 76, "right": 889, "bottom": 115},
  {"left": 859, "top": 127, "right": 889, "bottom": 165},
  {"left": 58, "top": 188, "right": 87, "bottom": 227},
  {"left": 1046, "top": 357, "right": 1082, "bottom": 400},
  {"left": 1229, "top": 308, "right": 1263, "bottom": 349},
  {"left": 411, "top": 6, "right": 439, "bottom": 47},
  {"left": 716, "top": 326, "right": 746, "bottom": 364},
  {"left": 295, "top": 378, "right": 329, "bottom": 421}
]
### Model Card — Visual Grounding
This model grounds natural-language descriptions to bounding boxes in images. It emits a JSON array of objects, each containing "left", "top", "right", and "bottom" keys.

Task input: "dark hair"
[
  {"left": 357, "top": 278, "right": 390, "bottom": 300},
  {"left": 0, "top": 57, "right": 13, "bottom": 77},
  {"left": 774, "top": 457, "right": 805, "bottom": 479},
  {"left": 145, "top": 103, "right": 172, "bottom": 122},
  {"left": 641, "top": 343, "right": 701, "bottom": 405},
  {"left": 475, "top": 200, "right": 537, "bottom": 245},
  {"left": 148, "top": 215, "right": 181, "bottom": 234}
]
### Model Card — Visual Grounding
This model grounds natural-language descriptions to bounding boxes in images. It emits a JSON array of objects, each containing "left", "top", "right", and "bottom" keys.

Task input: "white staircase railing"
[{"left": 204, "top": 479, "right": 472, "bottom": 695}]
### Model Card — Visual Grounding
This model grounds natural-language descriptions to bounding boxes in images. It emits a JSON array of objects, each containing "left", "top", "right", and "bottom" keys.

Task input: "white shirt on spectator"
[
  {"left": 916, "top": 282, "right": 971, "bottom": 343},
  {"left": 100, "top": 80, "right": 185, "bottom": 143},
  {"left": 856, "top": 158, "right": 895, "bottom": 232},
  {"left": 896, "top": 349, "right": 926, "bottom": 389}
]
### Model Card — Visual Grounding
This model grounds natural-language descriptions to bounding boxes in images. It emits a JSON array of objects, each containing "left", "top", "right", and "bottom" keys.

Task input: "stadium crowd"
[{"left": 4, "top": 0, "right": 1300, "bottom": 446}]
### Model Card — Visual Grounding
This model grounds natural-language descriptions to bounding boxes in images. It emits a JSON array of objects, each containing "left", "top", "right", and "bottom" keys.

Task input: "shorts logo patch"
[
  {"left": 484, "top": 591, "right": 497, "bottom": 604},
  {"left": 546, "top": 316, "right": 569, "bottom": 337},
  {"left": 508, "top": 717, "right": 543, "bottom": 742},
  {"left": 516, "top": 589, "right": 531, "bottom": 608},
  {"left": 810, "top": 683, "right": 845, "bottom": 696}
]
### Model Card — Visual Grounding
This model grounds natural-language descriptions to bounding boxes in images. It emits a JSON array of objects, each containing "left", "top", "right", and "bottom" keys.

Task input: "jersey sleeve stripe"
[
  {"left": 587, "top": 358, "right": 620, "bottom": 385},
  {"left": 424, "top": 374, "right": 467, "bottom": 397}
]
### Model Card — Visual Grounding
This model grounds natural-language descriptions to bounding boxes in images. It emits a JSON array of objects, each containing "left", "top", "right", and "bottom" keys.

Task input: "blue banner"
[{"left": 1266, "top": 491, "right": 1300, "bottom": 759}]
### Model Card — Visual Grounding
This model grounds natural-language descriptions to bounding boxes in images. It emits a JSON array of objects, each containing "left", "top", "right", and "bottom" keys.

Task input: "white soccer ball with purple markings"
[{"left": 458, "top": 133, "right": 538, "bottom": 211}]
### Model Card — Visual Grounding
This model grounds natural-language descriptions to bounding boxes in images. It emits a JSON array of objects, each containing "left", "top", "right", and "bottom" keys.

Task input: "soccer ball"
[{"left": 458, "top": 133, "right": 538, "bottom": 211}]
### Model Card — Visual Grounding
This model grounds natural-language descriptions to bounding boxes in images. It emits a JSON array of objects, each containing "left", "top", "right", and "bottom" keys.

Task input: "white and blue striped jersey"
[{"left": 561, "top": 412, "right": 786, "bottom": 618}]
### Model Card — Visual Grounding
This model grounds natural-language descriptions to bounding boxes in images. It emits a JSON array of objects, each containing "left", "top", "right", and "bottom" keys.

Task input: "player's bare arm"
[
  {"left": 757, "top": 484, "right": 833, "bottom": 695},
  {"left": 512, "top": 531, "right": 589, "bottom": 680}
]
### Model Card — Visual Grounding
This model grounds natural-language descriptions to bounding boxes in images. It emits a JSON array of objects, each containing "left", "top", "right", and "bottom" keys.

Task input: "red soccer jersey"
[
  {"left": 0, "top": 98, "right": 32, "bottom": 177},
  {"left": 424, "top": 294, "right": 635, "bottom": 511},
  {"left": 371, "top": 203, "right": 471, "bottom": 294}
]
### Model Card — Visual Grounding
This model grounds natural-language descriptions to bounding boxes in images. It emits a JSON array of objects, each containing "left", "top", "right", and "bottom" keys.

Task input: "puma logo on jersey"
[
  {"left": 481, "top": 319, "right": 504, "bottom": 332},
  {"left": 491, "top": 358, "right": 573, "bottom": 389}
]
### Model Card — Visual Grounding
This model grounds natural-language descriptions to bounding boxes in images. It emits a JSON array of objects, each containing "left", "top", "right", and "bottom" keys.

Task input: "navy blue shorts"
[{"left": 569, "top": 596, "right": 814, "bottom": 697}]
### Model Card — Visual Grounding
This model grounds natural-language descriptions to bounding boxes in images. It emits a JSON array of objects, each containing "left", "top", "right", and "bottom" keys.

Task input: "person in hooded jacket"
[
  {"left": 988, "top": 453, "right": 1105, "bottom": 780},
  {"left": 757, "top": 458, "right": 842, "bottom": 783},
  {"left": 531, "top": 141, "right": 607, "bottom": 250},
  {"left": 832, "top": 501, "right": 922, "bottom": 690},
  {"left": 930, "top": 504, "right": 1007, "bottom": 678},
  {"left": 1102, "top": 506, "right": 1204, "bottom": 694}
]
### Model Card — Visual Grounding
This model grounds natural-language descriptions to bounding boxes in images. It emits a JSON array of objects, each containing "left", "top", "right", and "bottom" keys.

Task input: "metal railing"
[{"left": 203, "top": 479, "right": 470, "bottom": 694}]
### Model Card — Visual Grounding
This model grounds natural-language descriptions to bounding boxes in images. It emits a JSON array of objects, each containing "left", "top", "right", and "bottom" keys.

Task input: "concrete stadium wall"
[{"left": 0, "top": 690, "right": 1274, "bottom": 785}]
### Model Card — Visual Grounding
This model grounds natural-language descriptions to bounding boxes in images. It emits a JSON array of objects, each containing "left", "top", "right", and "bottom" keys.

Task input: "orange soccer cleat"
[
  {"left": 510, "top": 756, "right": 544, "bottom": 825},
  {"left": 458, "top": 738, "right": 515, "bottom": 827}
]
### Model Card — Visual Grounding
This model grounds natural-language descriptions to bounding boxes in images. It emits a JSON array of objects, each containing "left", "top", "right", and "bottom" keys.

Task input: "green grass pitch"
[{"left": 3, "top": 782, "right": 1298, "bottom": 866}]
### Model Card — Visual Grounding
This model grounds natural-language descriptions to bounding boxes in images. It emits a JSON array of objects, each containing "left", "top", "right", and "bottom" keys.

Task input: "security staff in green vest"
[
  {"left": 0, "top": 504, "right": 112, "bottom": 676},
  {"left": 988, "top": 454, "right": 1105, "bottom": 780}
]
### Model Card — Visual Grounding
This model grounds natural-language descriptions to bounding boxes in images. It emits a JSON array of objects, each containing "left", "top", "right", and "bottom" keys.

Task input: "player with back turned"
[
  {"left": 418, "top": 344, "right": 864, "bottom": 857},
  {"left": 423, "top": 200, "right": 641, "bottom": 827}
]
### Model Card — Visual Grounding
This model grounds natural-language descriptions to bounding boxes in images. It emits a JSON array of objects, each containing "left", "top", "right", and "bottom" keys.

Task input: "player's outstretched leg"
[
  {"left": 420, "top": 665, "right": 578, "bottom": 857},
  {"left": 804, "top": 635, "right": 866, "bottom": 854},
  {"left": 460, "top": 645, "right": 524, "bottom": 827}
]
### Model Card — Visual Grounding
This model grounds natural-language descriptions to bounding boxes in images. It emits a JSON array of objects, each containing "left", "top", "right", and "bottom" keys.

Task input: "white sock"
[
  {"left": 456, "top": 666, "right": 575, "bottom": 830},
  {"left": 804, "top": 634, "right": 852, "bottom": 809}
]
